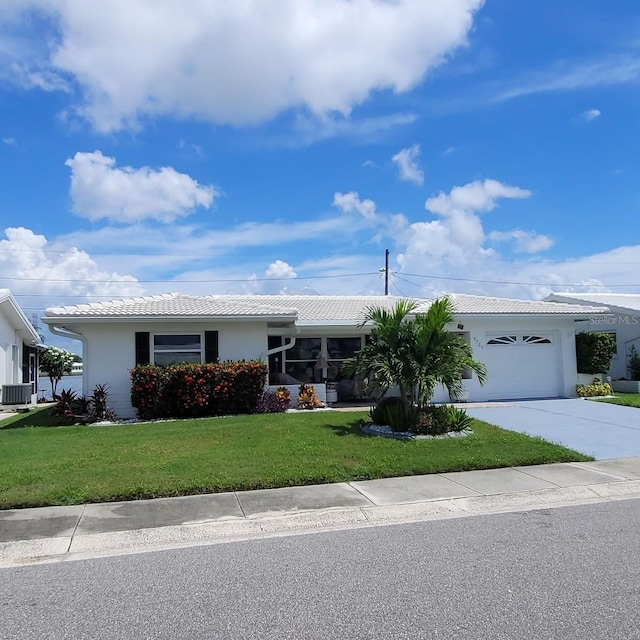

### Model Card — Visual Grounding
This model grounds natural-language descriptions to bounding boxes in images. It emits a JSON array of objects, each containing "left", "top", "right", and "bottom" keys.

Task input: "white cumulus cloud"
[
  {"left": 6, "top": 0, "right": 484, "bottom": 132},
  {"left": 489, "top": 229, "right": 554, "bottom": 253},
  {"left": 333, "top": 191, "right": 377, "bottom": 220},
  {"left": 392, "top": 144, "right": 424, "bottom": 185},
  {"left": 0, "top": 226, "right": 142, "bottom": 300},
  {"left": 265, "top": 260, "right": 297, "bottom": 280},
  {"left": 425, "top": 179, "right": 531, "bottom": 217},
  {"left": 66, "top": 151, "right": 217, "bottom": 224}
]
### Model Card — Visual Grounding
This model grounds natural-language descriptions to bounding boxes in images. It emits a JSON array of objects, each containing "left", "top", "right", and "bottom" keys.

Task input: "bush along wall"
[
  {"left": 575, "top": 332, "right": 617, "bottom": 375},
  {"left": 130, "top": 361, "right": 267, "bottom": 419}
]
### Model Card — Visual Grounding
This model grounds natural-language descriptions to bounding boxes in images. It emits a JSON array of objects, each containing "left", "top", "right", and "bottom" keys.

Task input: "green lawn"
[
  {"left": 595, "top": 393, "right": 640, "bottom": 408},
  {"left": 0, "top": 407, "right": 592, "bottom": 509}
]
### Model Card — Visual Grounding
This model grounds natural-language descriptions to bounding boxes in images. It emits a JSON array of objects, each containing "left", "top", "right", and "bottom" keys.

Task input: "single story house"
[
  {"left": 42, "top": 293, "right": 608, "bottom": 419},
  {"left": 0, "top": 289, "right": 41, "bottom": 405},
  {"left": 546, "top": 292, "right": 640, "bottom": 380}
]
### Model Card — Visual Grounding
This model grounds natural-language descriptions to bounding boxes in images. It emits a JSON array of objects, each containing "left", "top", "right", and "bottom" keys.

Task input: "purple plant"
[{"left": 254, "top": 390, "right": 290, "bottom": 414}]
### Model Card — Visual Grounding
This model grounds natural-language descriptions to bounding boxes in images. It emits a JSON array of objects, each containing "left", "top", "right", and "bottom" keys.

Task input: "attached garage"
[{"left": 482, "top": 332, "right": 563, "bottom": 400}]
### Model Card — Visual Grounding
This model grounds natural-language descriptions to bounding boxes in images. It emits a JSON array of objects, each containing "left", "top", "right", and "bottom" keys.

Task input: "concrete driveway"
[{"left": 466, "top": 399, "right": 640, "bottom": 460}]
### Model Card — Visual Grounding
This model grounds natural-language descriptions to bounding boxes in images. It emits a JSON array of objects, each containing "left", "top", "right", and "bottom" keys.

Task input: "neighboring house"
[
  {"left": 546, "top": 293, "right": 640, "bottom": 380},
  {"left": 42, "top": 293, "right": 607, "bottom": 418},
  {"left": 0, "top": 289, "right": 41, "bottom": 405}
]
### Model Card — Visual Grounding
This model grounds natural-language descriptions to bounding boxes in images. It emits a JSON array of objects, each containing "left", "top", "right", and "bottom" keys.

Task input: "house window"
[
  {"left": 487, "top": 335, "right": 517, "bottom": 345},
  {"left": 153, "top": 334, "right": 202, "bottom": 365},
  {"left": 270, "top": 336, "right": 365, "bottom": 384},
  {"left": 326, "top": 337, "right": 363, "bottom": 382},
  {"left": 523, "top": 335, "right": 552, "bottom": 344},
  {"left": 284, "top": 337, "right": 321, "bottom": 383}
]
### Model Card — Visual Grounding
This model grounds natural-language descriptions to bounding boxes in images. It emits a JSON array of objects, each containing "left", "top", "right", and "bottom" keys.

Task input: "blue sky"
[{"left": 2, "top": 0, "right": 640, "bottom": 347}]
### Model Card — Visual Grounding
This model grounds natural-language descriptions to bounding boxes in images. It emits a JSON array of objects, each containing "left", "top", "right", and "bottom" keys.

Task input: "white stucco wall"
[
  {"left": 0, "top": 312, "right": 20, "bottom": 389},
  {"left": 72, "top": 321, "right": 271, "bottom": 419}
]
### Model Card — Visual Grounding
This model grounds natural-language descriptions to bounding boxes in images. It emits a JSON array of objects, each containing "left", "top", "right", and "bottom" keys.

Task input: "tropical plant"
[
  {"left": 50, "top": 388, "right": 78, "bottom": 418},
  {"left": 40, "top": 346, "right": 76, "bottom": 398},
  {"left": 368, "top": 399, "right": 474, "bottom": 435},
  {"left": 344, "top": 297, "right": 487, "bottom": 410},
  {"left": 297, "top": 384, "right": 321, "bottom": 410},
  {"left": 369, "top": 397, "right": 415, "bottom": 432},
  {"left": 254, "top": 389, "right": 291, "bottom": 414},
  {"left": 88, "top": 384, "right": 117, "bottom": 422}
]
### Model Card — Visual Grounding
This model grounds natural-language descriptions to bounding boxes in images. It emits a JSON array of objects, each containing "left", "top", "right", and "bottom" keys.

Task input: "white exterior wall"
[
  {"left": 76, "top": 321, "right": 271, "bottom": 419},
  {"left": 432, "top": 316, "right": 580, "bottom": 403},
  {"left": 0, "top": 312, "right": 20, "bottom": 388},
  {"left": 575, "top": 315, "right": 640, "bottom": 380}
]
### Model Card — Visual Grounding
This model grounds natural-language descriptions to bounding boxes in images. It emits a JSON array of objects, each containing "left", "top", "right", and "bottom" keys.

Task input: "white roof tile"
[
  {"left": 547, "top": 292, "right": 640, "bottom": 314},
  {"left": 441, "top": 294, "right": 608, "bottom": 316},
  {"left": 44, "top": 292, "right": 606, "bottom": 322}
]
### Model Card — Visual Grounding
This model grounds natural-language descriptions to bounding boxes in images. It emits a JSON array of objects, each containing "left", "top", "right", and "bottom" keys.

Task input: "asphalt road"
[{"left": 2, "top": 499, "right": 640, "bottom": 639}]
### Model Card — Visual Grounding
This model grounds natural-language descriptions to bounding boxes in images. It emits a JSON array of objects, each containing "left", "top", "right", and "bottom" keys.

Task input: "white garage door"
[{"left": 482, "top": 333, "right": 562, "bottom": 400}]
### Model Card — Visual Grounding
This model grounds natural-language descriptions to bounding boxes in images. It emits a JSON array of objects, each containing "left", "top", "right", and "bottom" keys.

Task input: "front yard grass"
[
  {"left": 595, "top": 393, "right": 640, "bottom": 408},
  {"left": 0, "top": 408, "right": 592, "bottom": 509}
]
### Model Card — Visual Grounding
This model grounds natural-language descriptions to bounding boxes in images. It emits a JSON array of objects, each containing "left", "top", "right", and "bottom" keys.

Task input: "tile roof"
[
  {"left": 442, "top": 294, "right": 608, "bottom": 316},
  {"left": 44, "top": 294, "right": 300, "bottom": 319},
  {"left": 546, "top": 292, "right": 640, "bottom": 314},
  {"left": 44, "top": 292, "right": 606, "bottom": 322}
]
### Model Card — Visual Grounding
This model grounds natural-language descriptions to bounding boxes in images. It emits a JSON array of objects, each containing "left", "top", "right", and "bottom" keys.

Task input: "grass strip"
[{"left": 0, "top": 408, "right": 592, "bottom": 509}]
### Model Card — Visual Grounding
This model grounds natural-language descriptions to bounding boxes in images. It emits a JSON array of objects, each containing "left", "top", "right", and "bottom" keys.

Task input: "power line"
[
  {"left": 393, "top": 273, "right": 439, "bottom": 295},
  {"left": 397, "top": 271, "right": 640, "bottom": 288}
]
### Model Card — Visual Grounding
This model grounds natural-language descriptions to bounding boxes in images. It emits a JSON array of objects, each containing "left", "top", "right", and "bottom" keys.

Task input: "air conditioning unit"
[{"left": 1, "top": 383, "right": 33, "bottom": 405}]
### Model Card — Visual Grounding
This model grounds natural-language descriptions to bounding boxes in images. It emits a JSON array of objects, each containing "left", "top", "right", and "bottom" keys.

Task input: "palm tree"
[
  {"left": 344, "top": 297, "right": 487, "bottom": 409},
  {"left": 343, "top": 299, "right": 417, "bottom": 402}
]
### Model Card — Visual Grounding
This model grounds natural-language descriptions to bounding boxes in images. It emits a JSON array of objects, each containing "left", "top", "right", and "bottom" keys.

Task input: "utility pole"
[{"left": 384, "top": 249, "right": 389, "bottom": 296}]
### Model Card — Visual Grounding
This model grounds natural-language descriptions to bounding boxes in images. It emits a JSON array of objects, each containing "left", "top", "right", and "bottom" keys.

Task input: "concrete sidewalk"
[{"left": 2, "top": 458, "right": 640, "bottom": 567}]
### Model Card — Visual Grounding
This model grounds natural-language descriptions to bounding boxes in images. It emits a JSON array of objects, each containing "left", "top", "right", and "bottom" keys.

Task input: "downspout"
[
  {"left": 265, "top": 335, "right": 296, "bottom": 358},
  {"left": 262, "top": 329, "right": 297, "bottom": 385},
  {"left": 48, "top": 325, "right": 87, "bottom": 396}
]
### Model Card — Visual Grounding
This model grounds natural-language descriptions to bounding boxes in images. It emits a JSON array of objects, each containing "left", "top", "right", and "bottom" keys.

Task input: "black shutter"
[
  {"left": 22, "top": 344, "right": 29, "bottom": 383},
  {"left": 135, "top": 332, "right": 150, "bottom": 365},
  {"left": 204, "top": 331, "right": 219, "bottom": 363}
]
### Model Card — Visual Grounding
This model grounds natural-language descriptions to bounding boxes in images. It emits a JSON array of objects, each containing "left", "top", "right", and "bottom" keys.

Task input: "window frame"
[{"left": 151, "top": 332, "right": 204, "bottom": 366}]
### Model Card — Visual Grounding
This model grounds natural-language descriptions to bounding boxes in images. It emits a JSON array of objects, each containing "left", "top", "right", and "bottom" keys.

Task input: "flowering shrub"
[
  {"left": 130, "top": 360, "right": 267, "bottom": 419},
  {"left": 254, "top": 387, "right": 291, "bottom": 414},
  {"left": 297, "top": 384, "right": 321, "bottom": 410},
  {"left": 576, "top": 380, "right": 613, "bottom": 397},
  {"left": 40, "top": 346, "right": 76, "bottom": 398}
]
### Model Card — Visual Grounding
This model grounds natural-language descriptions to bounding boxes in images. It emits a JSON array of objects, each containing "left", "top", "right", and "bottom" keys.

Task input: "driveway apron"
[{"left": 466, "top": 399, "right": 640, "bottom": 460}]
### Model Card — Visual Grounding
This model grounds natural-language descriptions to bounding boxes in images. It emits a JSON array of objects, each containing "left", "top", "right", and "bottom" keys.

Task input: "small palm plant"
[{"left": 344, "top": 297, "right": 487, "bottom": 427}]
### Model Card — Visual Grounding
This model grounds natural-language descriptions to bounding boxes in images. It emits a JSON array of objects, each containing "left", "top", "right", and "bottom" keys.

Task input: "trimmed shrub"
[
  {"left": 130, "top": 360, "right": 267, "bottom": 419},
  {"left": 575, "top": 332, "right": 616, "bottom": 375},
  {"left": 576, "top": 380, "right": 613, "bottom": 397}
]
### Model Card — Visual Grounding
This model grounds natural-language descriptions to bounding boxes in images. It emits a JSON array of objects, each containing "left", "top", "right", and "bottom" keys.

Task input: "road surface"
[{"left": 2, "top": 499, "right": 639, "bottom": 639}]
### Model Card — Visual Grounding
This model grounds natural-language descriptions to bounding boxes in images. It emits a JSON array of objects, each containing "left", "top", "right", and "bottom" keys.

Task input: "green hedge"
[
  {"left": 130, "top": 361, "right": 267, "bottom": 419},
  {"left": 575, "top": 332, "right": 616, "bottom": 375}
]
